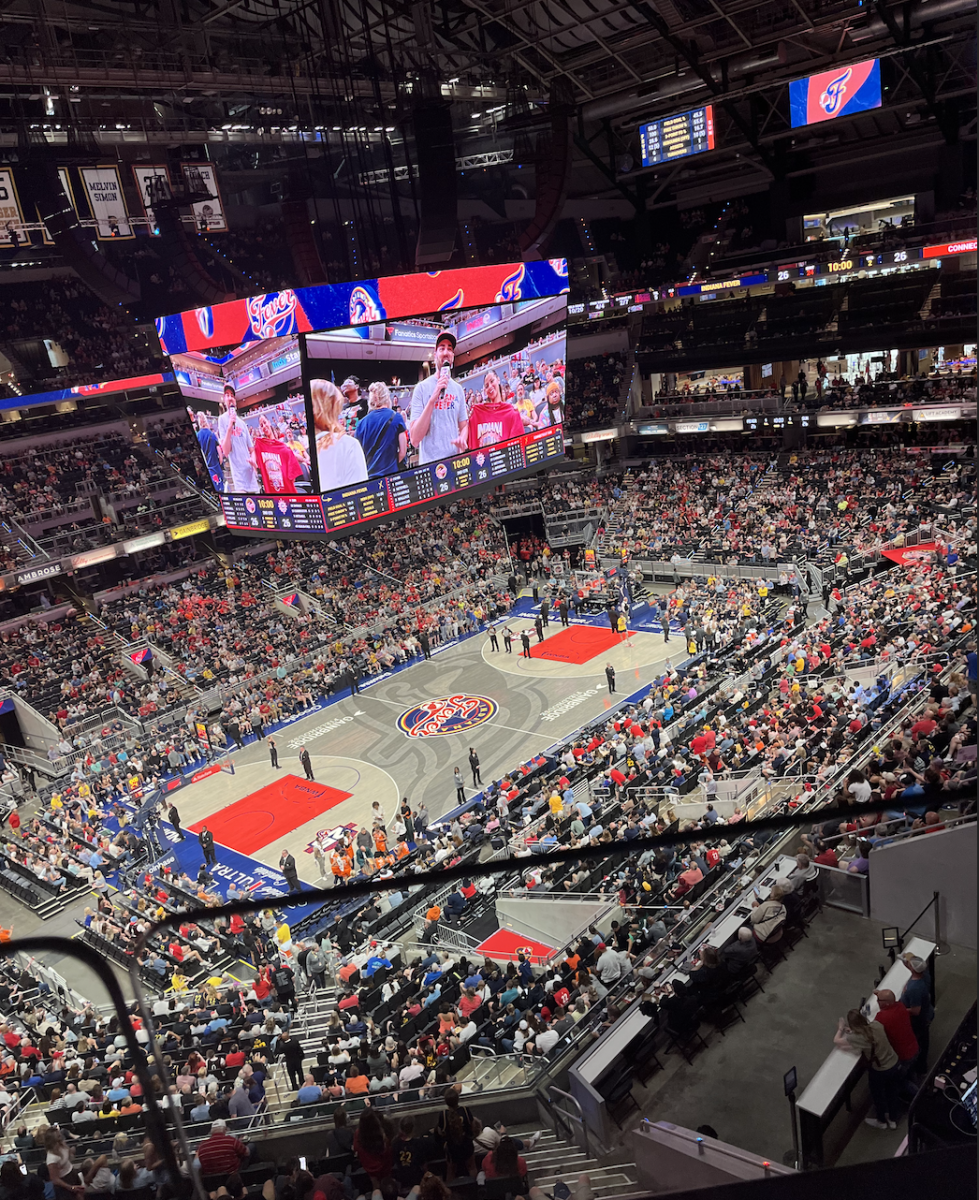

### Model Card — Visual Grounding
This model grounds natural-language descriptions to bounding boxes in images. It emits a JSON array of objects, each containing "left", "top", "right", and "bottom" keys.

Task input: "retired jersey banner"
[
  {"left": 132, "top": 164, "right": 172, "bottom": 236},
  {"left": 38, "top": 168, "right": 77, "bottom": 246},
  {"left": 79, "top": 165, "right": 134, "bottom": 239},
  {"left": 0, "top": 169, "right": 28, "bottom": 249},
  {"left": 181, "top": 162, "right": 228, "bottom": 233}
]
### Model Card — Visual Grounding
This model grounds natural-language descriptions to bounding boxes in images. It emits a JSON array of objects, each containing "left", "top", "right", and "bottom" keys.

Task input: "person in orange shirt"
[
  {"left": 373, "top": 826, "right": 387, "bottom": 854},
  {"left": 344, "top": 1067, "right": 369, "bottom": 1095}
]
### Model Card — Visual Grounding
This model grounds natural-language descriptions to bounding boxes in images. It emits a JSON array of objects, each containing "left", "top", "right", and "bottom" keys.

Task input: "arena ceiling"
[{"left": 0, "top": 0, "right": 975, "bottom": 212}]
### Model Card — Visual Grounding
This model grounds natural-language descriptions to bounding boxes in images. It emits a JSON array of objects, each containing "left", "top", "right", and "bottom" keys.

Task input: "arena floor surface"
[{"left": 163, "top": 603, "right": 680, "bottom": 888}]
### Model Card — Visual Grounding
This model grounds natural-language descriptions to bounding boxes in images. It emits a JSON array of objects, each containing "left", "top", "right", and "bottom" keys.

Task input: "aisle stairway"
[{"left": 518, "top": 1125, "right": 641, "bottom": 1199}]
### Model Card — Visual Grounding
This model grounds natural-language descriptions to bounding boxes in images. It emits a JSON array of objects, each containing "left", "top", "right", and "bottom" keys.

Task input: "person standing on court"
[
  {"left": 469, "top": 748, "right": 482, "bottom": 787},
  {"left": 488, "top": 628, "right": 499, "bottom": 653},
  {"left": 521, "top": 631, "right": 532, "bottom": 658},
  {"left": 541, "top": 597, "right": 550, "bottom": 627},
  {"left": 348, "top": 663, "right": 361, "bottom": 696},
  {"left": 300, "top": 747, "right": 314, "bottom": 781},
  {"left": 663, "top": 614, "right": 671, "bottom": 643},
  {"left": 418, "top": 630, "right": 431, "bottom": 661},
  {"left": 199, "top": 824, "right": 216, "bottom": 867},
  {"left": 559, "top": 598, "right": 570, "bottom": 627},
  {"left": 453, "top": 767, "right": 466, "bottom": 803},
  {"left": 279, "top": 850, "right": 301, "bottom": 893},
  {"left": 268, "top": 737, "right": 279, "bottom": 769},
  {"left": 534, "top": 614, "right": 544, "bottom": 644},
  {"left": 605, "top": 664, "right": 616, "bottom": 694},
  {"left": 168, "top": 801, "right": 185, "bottom": 841},
  {"left": 503, "top": 626, "right": 514, "bottom": 653}
]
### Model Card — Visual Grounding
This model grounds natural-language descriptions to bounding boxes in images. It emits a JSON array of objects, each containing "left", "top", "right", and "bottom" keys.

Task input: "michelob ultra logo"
[{"left": 397, "top": 694, "right": 498, "bottom": 738}]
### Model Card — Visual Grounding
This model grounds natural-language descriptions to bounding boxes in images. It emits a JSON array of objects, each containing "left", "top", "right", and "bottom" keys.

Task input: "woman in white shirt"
[
  {"left": 846, "top": 769, "right": 872, "bottom": 804},
  {"left": 310, "top": 379, "right": 368, "bottom": 491}
]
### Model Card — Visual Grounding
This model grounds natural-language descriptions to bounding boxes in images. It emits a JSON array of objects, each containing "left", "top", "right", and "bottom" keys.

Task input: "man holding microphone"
[
  {"left": 409, "top": 330, "right": 468, "bottom": 465},
  {"left": 217, "top": 384, "right": 259, "bottom": 493}
]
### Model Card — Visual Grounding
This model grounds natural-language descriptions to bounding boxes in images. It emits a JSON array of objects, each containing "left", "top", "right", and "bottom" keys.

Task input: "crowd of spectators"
[
  {"left": 0, "top": 486, "right": 971, "bottom": 1182},
  {"left": 0, "top": 280, "right": 164, "bottom": 392},
  {"left": 597, "top": 446, "right": 976, "bottom": 568},
  {"left": 563, "top": 354, "right": 625, "bottom": 430}
]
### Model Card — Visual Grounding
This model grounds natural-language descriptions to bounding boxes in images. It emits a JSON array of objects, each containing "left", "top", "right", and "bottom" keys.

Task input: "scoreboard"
[
  {"left": 639, "top": 105, "right": 715, "bottom": 168},
  {"left": 220, "top": 425, "right": 566, "bottom": 536}
]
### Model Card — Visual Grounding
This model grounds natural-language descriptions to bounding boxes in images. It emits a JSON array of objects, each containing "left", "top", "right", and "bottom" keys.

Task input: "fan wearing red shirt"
[
  {"left": 873, "top": 989, "right": 918, "bottom": 1064},
  {"left": 254, "top": 424, "right": 303, "bottom": 494},
  {"left": 467, "top": 372, "right": 525, "bottom": 450},
  {"left": 813, "top": 843, "right": 838, "bottom": 868}
]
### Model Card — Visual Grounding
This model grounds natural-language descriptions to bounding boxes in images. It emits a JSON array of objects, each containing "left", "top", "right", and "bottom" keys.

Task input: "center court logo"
[{"left": 397, "top": 694, "right": 498, "bottom": 738}]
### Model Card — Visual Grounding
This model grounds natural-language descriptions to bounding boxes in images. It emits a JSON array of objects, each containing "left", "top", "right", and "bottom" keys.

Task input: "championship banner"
[
  {"left": 79, "top": 165, "right": 134, "bottom": 239},
  {"left": 880, "top": 542, "right": 937, "bottom": 567},
  {"left": 181, "top": 162, "right": 228, "bottom": 232},
  {"left": 132, "top": 164, "right": 172, "bottom": 236},
  {"left": 0, "top": 169, "right": 28, "bottom": 249}
]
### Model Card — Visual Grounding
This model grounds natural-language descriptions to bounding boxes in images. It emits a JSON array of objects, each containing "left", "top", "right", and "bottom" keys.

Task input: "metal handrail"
[{"left": 546, "top": 1084, "right": 594, "bottom": 1158}]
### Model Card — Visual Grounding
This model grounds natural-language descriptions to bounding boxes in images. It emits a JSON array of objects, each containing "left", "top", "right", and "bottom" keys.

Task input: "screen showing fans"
[
  {"left": 172, "top": 335, "right": 311, "bottom": 495},
  {"left": 165, "top": 262, "right": 569, "bottom": 536}
]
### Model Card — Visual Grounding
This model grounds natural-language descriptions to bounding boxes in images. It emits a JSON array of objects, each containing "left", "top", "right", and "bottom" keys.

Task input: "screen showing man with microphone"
[{"left": 408, "top": 329, "right": 469, "bottom": 465}]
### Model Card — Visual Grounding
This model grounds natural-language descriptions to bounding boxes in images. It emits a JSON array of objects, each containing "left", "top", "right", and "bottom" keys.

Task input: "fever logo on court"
[{"left": 397, "top": 694, "right": 498, "bottom": 738}]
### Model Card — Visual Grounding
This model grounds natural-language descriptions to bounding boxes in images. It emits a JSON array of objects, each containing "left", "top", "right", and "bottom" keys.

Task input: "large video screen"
[
  {"left": 789, "top": 59, "right": 881, "bottom": 129},
  {"left": 172, "top": 335, "right": 310, "bottom": 495},
  {"left": 162, "top": 262, "right": 569, "bottom": 536}
]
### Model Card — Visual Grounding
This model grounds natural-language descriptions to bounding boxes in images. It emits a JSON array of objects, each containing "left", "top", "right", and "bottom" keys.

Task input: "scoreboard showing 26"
[{"left": 639, "top": 105, "right": 716, "bottom": 168}]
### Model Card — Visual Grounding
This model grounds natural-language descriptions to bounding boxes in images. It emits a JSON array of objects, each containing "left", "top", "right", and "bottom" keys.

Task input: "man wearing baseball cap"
[{"left": 408, "top": 329, "right": 468, "bottom": 465}]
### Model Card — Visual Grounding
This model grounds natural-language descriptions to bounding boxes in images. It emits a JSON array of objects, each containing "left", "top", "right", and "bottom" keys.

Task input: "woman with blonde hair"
[{"left": 310, "top": 379, "right": 368, "bottom": 490}]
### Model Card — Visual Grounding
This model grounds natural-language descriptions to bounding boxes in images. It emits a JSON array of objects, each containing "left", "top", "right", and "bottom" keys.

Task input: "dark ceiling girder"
[
  {"left": 572, "top": 128, "right": 641, "bottom": 212},
  {"left": 625, "top": 0, "right": 778, "bottom": 174},
  {"left": 871, "top": 0, "right": 960, "bottom": 144}
]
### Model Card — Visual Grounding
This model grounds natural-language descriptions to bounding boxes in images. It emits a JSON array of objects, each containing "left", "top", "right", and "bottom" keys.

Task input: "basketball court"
[
  {"left": 165, "top": 604, "right": 678, "bottom": 887},
  {"left": 475, "top": 929, "right": 556, "bottom": 967}
]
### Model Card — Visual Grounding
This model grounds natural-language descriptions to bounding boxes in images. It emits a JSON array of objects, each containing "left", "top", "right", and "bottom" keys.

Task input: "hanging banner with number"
[
  {"left": 0, "top": 169, "right": 28, "bottom": 249},
  {"left": 38, "top": 168, "right": 77, "bottom": 246},
  {"left": 181, "top": 162, "right": 228, "bottom": 232},
  {"left": 79, "top": 164, "right": 134, "bottom": 239},
  {"left": 132, "top": 164, "right": 172, "bottom": 236}
]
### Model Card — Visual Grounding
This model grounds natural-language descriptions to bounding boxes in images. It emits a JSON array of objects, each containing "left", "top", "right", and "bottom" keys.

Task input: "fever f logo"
[{"left": 819, "top": 68, "right": 852, "bottom": 116}]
